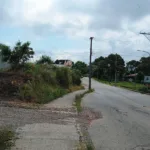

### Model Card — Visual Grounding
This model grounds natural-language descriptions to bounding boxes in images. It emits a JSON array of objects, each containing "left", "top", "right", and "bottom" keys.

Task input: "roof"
[
  {"left": 55, "top": 60, "right": 72, "bottom": 65},
  {"left": 126, "top": 73, "right": 137, "bottom": 77}
]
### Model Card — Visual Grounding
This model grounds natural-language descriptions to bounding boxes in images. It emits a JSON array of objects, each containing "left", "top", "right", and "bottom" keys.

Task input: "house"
[
  {"left": 54, "top": 59, "right": 73, "bottom": 67},
  {"left": 125, "top": 73, "right": 137, "bottom": 82}
]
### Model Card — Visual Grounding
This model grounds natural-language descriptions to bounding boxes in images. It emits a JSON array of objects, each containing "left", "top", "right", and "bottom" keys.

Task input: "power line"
[
  {"left": 140, "top": 32, "right": 150, "bottom": 43},
  {"left": 92, "top": 52, "right": 145, "bottom": 57}
]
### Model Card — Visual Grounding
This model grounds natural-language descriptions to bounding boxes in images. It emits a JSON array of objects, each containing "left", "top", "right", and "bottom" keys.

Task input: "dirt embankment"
[{"left": 0, "top": 72, "right": 31, "bottom": 99}]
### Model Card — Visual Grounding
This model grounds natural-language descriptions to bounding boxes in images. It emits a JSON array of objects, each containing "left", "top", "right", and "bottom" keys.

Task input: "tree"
[
  {"left": 107, "top": 54, "right": 125, "bottom": 80},
  {"left": 36, "top": 55, "right": 53, "bottom": 65},
  {"left": 0, "top": 41, "right": 34, "bottom": 69},
  {"left": 72, "top": 61, "right": 88, "bottom": 75},
  {"left": 137, "top": 57, "right": 150, "bottom": 75},
  {"left": 126, "top": 60, "right": 140, "bottom": 74},
  {"left": 0, "top": 44, "right": 11, "bottom": 62},
  {"left": 92, "top": 54, "right": 125, "bottom": 81},
  {"left": 136, "top": 71, "right": 144, "bottom": 83},
  {"left": 92, "top": 56, "right": 106, "bottom": 79}
]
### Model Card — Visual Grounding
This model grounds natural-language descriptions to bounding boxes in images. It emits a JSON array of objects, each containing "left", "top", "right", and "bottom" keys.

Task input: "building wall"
[{"left": 55, "top": 60, "right": 73, "bottom": 68}]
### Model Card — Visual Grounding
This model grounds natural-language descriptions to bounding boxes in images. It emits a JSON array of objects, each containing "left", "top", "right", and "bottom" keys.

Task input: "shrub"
[
  {"left": 19, "top": 80, "right": 67, "bottom": 104},
  {"left": 139, "top": 86, "right": 149, "bottom": 93},
  {"left": 40, "top": 69, "right": 57, "bottom": 86},
  {"left": 18, "top": 83, "right": 33, "bottom": 101},
  {"left": 23, "top": 62, "right": 35, "bottom": 74},
  {"left": 56, "top": 67, "right": 72, "bottom": 88},
  {"left": 36, "top": 55, "right": 53, "bottom": 65},
  {"left": 0, "top": 127, "right": 15, "bottom": 150},
  {"left": 18, "top": 64, "right": 82, "bottom": 103},
  {"left": 72, "top": 70, "right": 81, "bottom": 85}
]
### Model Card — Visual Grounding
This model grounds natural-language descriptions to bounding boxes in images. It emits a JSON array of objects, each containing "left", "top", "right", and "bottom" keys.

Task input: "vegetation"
[
  {"left": 72, "top": 61, "right": 88, "bottom": 76},
  {"left": 18, "top": 64, "right": 82, "bottom": 104},
  {"left": 36, "top": 55, "right": 53, "bottom": 65},
  {"left": 92, "top": 54, "right": 125, "bottom": 81},
  {"left": 92, "top": 54, "right": 150, "bottom": 82},
  {"left": 0, "top": 127, "right": 15, "bottom": 150},
  {"left": 0, "top": 41, "right": 34, "bottom": 69},
  {"left": 74, "top": 89, "right": 94, "bottom": 112},
  {"left": 86, "top": 144, "right": 94, "bottom": 150},
  {"left": 95, "top": 78, "right": 150, "bottom": 93},
  {"left": 92, "top": 53, "right": 150, "bottom": 93},
  {"left": 0, "top": 41, "right": 82, "bottom": 104}
]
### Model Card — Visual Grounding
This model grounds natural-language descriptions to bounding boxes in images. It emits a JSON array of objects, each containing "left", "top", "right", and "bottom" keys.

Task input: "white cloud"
[{"left": 1, "top": 0, "right": 150, "bottom": 62}]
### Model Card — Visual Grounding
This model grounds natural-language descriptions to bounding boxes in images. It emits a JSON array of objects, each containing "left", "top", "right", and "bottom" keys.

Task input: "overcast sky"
[{"left": 0, "top": 0, "right": 150, "bottom": 63}]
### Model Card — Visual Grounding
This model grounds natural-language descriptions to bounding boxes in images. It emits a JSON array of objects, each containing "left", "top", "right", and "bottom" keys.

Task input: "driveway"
[{"left": 82, "top": 78, "right": 150, "bottom": 150}]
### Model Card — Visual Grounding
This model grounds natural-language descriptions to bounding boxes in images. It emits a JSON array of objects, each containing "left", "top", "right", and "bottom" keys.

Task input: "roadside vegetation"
[
  {"left": 0, "top": 127, "right": 15, "bottom": 150},
  {"left": 19, "top": 63, "right": 83, "bottom": 104},
  {"left": 74, "top": 89, "right": 94, "bottom": 112},
  {"left": 92, "top": 54, "right": 150, "bottom": 94},
  {"left": 0, "top": 41, "right": 82, "bottom": 104},
  {"left": 95, "top": 78, "right": 150, "bottom": 93}
]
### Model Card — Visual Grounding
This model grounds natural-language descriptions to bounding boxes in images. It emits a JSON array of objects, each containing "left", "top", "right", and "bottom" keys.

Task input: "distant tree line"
[{"left": 72, "top": 54, "right": 150, "bottom": 83}]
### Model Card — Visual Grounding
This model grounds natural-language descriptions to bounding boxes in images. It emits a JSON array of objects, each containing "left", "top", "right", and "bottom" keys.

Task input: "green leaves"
[
  {"left": 92, "top": 54, "right": 125, "bottom": 80},
  {"left": 72, "top": 61, "right": 88, "bottom": 75},
  {"left": 36, "top": 55, "right": 53, "bottom": 65},
  {"left": 0, "top": 43, "right": 11, "bottom": 62},
  {"left": 0, "top": 41, "right": 34, "bottom": 69}
]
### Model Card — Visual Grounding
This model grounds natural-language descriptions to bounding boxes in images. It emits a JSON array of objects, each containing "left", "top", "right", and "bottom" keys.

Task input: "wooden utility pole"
[
  {"left": 115, "top": 53, "right": 117, "bottom": 85},
  {"left": 89, "top": 37, "right": 94, "bottom": 90}
]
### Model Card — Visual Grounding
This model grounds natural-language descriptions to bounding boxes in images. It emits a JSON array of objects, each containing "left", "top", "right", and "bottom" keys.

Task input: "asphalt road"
[{"left": 82, "top": 78, "right": 150, "bottom": 150}]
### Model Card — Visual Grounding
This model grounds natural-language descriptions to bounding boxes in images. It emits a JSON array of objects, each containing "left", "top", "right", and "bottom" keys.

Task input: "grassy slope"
[
  {"left": 17, "top": 64, "right": 83, "bottom": 104},
  {"left": 94, "top": 78, "right": 149, "bottom": 93}
]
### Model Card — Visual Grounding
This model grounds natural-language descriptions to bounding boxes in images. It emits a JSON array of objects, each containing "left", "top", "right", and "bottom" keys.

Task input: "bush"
[
  {"left": 36, "top": 55, "right": 53, "bottom": 65},
  {"left": 0, "top": 127, "right": 15, "bottom": 150},
  {"left": 29, "top": 82, "right": 67, "bottom": 104},
  {"left": 18, "top": 83, "right": 33, "bottom": 101},
  {"left": 139, "top": 86, "right": 149, "bottom": 93},
  {"left": 72, "top": 70, "right": 81, "bottom": 85},
  {"left": 40, "top": 69, "right": 57, "bottom": 86},
  {"left": 23, "top": 62, "right": 35, "bottom": 74},
  {"left": 18, "top": 64, "right": 82, "bottom": 103},
  {"left": 18, "top": 75, "right": 67, "bottom": 104},
  {"left": 56, "top": 67, "right": 72, "bottom": 88}
]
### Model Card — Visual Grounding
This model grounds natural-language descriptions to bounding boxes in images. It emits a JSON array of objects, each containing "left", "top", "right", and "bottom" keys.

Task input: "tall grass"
[
  {"left": 95, "top": 78, "right": 149, "bottom": 93},
  {"left": 19, "top": 64, "right": 82, "bottom": 103}
]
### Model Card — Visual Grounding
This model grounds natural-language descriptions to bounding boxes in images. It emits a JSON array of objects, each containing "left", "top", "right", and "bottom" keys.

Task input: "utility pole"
[
  {"left": 115, "top": 53, "right": 117, "bottom": 85},
  {"left": 140, "top": 32, "right": 150, "bottom": 42},
  {"left": 89, "top": 37, "right": 94, "bottom": 90}
]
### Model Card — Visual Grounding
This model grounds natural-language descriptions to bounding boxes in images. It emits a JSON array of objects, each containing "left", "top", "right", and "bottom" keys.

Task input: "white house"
[{"left": 54, "top": 60, "right": 73, "bottom": 68}]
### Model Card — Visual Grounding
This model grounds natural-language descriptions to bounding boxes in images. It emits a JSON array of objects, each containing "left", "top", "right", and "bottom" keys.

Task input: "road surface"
[{"left": 82, "top": 78, "right": 150, "bottom": 150}]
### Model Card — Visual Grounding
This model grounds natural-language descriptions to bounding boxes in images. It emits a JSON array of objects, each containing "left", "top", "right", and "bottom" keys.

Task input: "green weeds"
[
  {"left": 74, "top": 89, "right": 94, "bottom": 112},
  {"left": 0, "top": 127, "right": 16, "bottom": 150}
]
